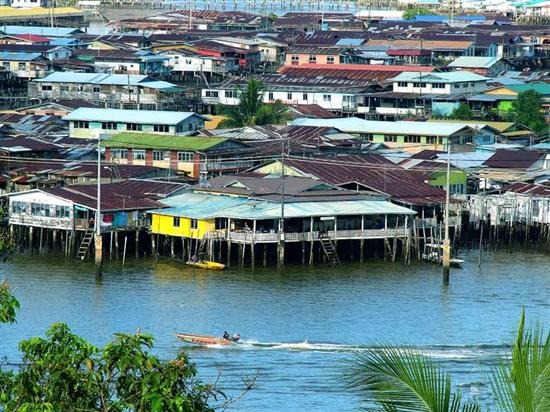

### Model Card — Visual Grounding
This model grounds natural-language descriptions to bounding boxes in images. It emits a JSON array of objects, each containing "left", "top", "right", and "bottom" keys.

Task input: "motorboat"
[{"left": 175, "top": 333, "right": 237, "bottom": 346}]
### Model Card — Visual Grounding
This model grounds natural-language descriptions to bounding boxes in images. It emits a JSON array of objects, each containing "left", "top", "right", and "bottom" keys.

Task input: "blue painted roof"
[
  {"left": 392, "top": 71, "right": 489, "bottom": 83},
  {"left": 152, "top": 192, "right": 415, "bottom": 220},
  {"left": 415, "top": 15, "right": 446, "bottom": 22},
  {"left": 63, "top": 108, "right": 206, "bottom": 125},
  {"left": 0, "top": 25, "right": 80, "bottom": 37},
  {"left": 335, "top": 38, "right": 364, "bottom": 46},
  {"left": 48, "top": 38, "right": 81, "bottom": 46},
  {"left": 34, "top": 72, "right": 181, "bottom": 92},
  {"left": 0, "top": 51, "right": 42, "bottom": 61}
]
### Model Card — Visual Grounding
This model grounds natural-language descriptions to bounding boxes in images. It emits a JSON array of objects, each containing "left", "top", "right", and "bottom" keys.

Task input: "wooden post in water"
[
  {"left": 135, "top": 230, "right": 139, "bottom": 258},
  {"left": 29, "top": 226, "right": 33, "bottom": 254},
  {"left": 122, "top": 236, "right": 128, "bottom": 268}
]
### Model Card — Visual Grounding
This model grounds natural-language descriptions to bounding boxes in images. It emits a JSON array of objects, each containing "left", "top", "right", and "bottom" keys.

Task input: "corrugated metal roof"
[
  {"left": 0, "top": 51, "right": 42, "bottom": 61},
  {"left": 1, "top": 25, "right": 80, "bottom": 37},
  {"left": 153, "top": 192, "right": 414, "bottom": 219},
  {"left": 63, "top": 108, "right": 205, "bottom": 126},
  {"left": 290, "top": 117, "right": 471, "bottom": 137},
  {"left": 448, "top": 56, "right": 500, "bottom": 68},
  {"left": 104, "top": 133, "right": 229, "bottom": 150},
  {"left": 392, "top": 71, "right": 489, "bottom": 83},
  {"left": 35, "top": 72, "right": 148, "bottom": 85}
]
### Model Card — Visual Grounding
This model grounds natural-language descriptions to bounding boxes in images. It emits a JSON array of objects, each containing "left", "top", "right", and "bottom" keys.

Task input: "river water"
[{"left": 1, "top": 250, "right": 549, "bottom": 411}]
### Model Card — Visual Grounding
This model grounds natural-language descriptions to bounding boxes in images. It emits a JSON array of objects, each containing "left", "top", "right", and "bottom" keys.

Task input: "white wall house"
[
  {"left": 202, "top": 88, "right": 362, "bottom": 113},
  {"left": 11, "top": 0, "right": 46, "bottom": 7},
  {"left": 391, "top": 71, "right": 489, "bottom": 95},
  {"left": 164, "top": 51, "right": 237, "bottom": 75},
  {"left": 9, "top": 190, "right": 74, "bottom": 231}
]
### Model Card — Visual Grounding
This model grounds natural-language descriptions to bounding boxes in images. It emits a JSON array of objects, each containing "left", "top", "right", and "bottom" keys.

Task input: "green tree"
[
  {"left": 0, "top": 280, "right": 19, "bottom": 324},
  {"left": 217, "top": 78, "right": 291, "bottom": 128},
  {"left": 508, "top": 90, "right": 548, "bottom": 133},
  {"left": 346, "top": 311, "right": 550, "bottom": 412},
  {"left": 449, "top": 103, "right": 474, "bottom": 121},
  {"left": 403, "top": 6, "right": 431, "bottom": 20},
  {"left": 0, "top": 323, "right": 220, "bottom": 411}
]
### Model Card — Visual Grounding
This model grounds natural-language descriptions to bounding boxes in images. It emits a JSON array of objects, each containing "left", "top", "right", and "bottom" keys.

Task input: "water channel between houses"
[{"left": 1, "top": 250, "right": 548, "bottom": 411}]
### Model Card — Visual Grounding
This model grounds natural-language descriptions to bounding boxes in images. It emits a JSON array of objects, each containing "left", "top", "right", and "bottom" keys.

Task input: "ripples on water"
[{"left": 0, "top": 251, "right": 549, "bottom": 411}]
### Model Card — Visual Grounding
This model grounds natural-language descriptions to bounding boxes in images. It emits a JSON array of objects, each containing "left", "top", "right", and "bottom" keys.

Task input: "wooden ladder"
[
  {"left": 319, "top": 234, "right": 341, "bottom": 265},
  {"left": 76, "top": 230, "right": 94, "bottom": 261}
]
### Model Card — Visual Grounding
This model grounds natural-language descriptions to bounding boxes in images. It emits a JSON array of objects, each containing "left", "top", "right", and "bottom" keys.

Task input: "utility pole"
[
  {"left": 95, "top": 136, "right": 103, "bottom": 275},
  {"left": 442, "top": 137, "right": 451, "bottom": 284},
  {"left": 277, "top": 134, "right": 286, "bottom": 267}
]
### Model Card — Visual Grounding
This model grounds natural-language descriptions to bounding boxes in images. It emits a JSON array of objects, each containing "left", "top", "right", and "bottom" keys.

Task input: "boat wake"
[{"left": 202, "top": 340, "right": 508, "bottom": 360}]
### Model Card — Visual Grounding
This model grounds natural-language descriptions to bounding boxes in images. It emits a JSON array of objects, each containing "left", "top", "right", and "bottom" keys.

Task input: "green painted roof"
[
  {"left": 103, "top": 133, "right": 228, "bottom": 150},
  {"left": 505, "top": 83, "right": 550, "bottom": 95}
]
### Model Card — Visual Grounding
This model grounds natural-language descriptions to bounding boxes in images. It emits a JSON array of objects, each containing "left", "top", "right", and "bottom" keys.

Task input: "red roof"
[
  {"left": 280, "top": 63, "right": 435, "bottom": 72},
  {"left": 13, "top": 34, "right": 50, "bottom": 43},
  {"left": 282, "top": 155, "right": 448, "bottom": 206}
]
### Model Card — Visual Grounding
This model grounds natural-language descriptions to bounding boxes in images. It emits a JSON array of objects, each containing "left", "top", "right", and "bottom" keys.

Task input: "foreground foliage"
[
  {"left": 346, "top": 310, "right": 550, "bottom": 412},
  {"left": 508, "top": 90, "right": 548, "bottom": 133},
  {"left": 0, "top": 323, "right": 219, "bottom": 411}
]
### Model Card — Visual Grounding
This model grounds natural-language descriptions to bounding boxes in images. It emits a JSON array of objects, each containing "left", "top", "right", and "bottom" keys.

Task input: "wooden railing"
[{"left": 227, "top": 228, "right": 409, "bottom": 243}]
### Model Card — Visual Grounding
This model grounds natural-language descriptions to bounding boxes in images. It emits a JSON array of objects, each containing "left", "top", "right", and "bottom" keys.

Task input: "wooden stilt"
[{"left": 135, "top": 230, "right": 139, "bottom": 258}]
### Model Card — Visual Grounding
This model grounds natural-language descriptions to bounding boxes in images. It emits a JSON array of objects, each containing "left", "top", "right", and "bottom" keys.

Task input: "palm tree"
[
  {"left": 346, "top": 311, "right": 550, "bottom": 412},
  {"left": 345, "top": 344, "right": 480, "bottom": 412},
  {"left": 216, "top": 78, "right": 290, "bottom": 128}
]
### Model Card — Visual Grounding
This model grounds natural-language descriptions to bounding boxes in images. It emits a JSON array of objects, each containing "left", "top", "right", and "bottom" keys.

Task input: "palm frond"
[
  {"left": 345, "top": 344, "right": 477, "bottom": 412},
  {"left": 490, "top": 309, "right": 550, "bottom": 412}
]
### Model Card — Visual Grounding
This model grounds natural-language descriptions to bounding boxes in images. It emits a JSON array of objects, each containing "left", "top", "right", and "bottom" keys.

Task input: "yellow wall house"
[{"left": 150, "top": 213, "right": 215, "bottom": 240}]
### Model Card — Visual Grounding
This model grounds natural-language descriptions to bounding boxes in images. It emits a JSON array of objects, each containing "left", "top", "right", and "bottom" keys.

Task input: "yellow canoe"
[{"left": 186, "top": 260, "right": 226, "bottom": 270}]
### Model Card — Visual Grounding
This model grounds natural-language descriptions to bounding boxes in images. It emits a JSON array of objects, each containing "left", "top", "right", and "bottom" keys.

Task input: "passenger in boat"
[
  {"left": 223, "top": 331, "right": 230, "bottom": 340},
  {"left": 231, "top": 333, "right": 240, "bottom": 342}
]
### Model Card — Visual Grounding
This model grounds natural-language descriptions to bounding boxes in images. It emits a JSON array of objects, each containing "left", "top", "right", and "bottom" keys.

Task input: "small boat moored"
[
  {"left": 175, "top": 333, "right": 236, "bottom": 346},
  {"left": 421, "top": 243, "right": 464, "bottom": 268},
  {"left": 186, "top": 260, "right": 226, "bottom": 270}
]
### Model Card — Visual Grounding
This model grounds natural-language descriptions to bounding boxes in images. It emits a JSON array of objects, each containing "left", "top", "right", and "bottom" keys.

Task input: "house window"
[
  {"left": 133, "top": 149, "right": 145, "bottom": 160},
  {"left": 190, "top": 219, "right": 198, "bottom": 229},
  {"left": 404, "top": 135, "right": 421, "bottom": 144},
  {"left": 384, "top": 135, "right": 398, "bottom": 142},
  {"left": 327, "top": 55, "right": 335, "bottom": 64},
  {"left": 397, "top": 82, "right": 408, "bottom": 87},
  {"left": 55, "top": 205, "right": 70, "bottom": 218},
  {"left": 205, "top": 90, "right": 219, "bottom": 97},
  {"left": 302, "top": 93, "right": 308, "bottom": 100},
  {"left": 153, "top": 150, "right": 168, "bottom": 161},
  {"left": 11, "top": 201, "right": 26, "bottom": 214},
  {"left": 224, "top": 90, "right": 235, "bottom": 98},
  {"left": 31, "top": 203, "right": 51, "bottom": 217},
  {"left": 413, "top": 82, "right": 426, "bottom": 88},
  {"left": 268, "top": 92, "right": 274, "bottom": 101},
  {"left": 1, "top": 62, "right": 9, "bottom": 70},
  {"left": 153, "top": 124, "right": 169, "bottom": 133},
  {"left": 18, "top": 62, "right": 26, "bottom": 70},
  {"left": 74, "top": 121, "right": 89, "bottom": 129},
  {"left": 323, "top": 94, "right": 331, "bottom": 102},
  {"left": 287, "top": 92, "right": 292, "bottom": 100},
  {"left": 93, "top": 86, "right": 101, "bottom": 93},
  {"left": 432, "top": 83, "right": 445, "bottom": 89},
  {"left": 111, "top": 149, "right": 128, "bottom": 159},
  {"left": 308, "top": 55, "right": 317, "bottom": 63},
  {"left": 291, "top": 55, "right": 299, "bottom": 64},
  {"left": 41, "top": 84, "right": 52, "bottom": 91},
  {"left": 361, "top": 133, "right": 373, "bottom": 142},
  {"left": 60, "top": 86, "right": 69, "bottom": 92},
  {"left": 426, "top": 136, "right": 437, "bottom": 144},
  {"left": 102, "top": 122, "right": 117, "bottom": 130},
  {"left": 173, "top": 216, "right": 180, "bottom": 227},
  {"left": 177, "top": 151, "right": 193, "bottom": 162},
  {"left": 126, "top": 123, "right": 142, "bottom": 131},
  {"left": 454, "top": 84, "right": 460, "bottom": 89},
  {"left": 462, "top": 83, "right": 468, "bottom": 88}
]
